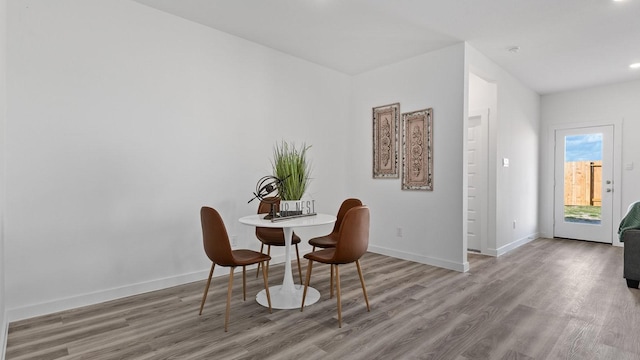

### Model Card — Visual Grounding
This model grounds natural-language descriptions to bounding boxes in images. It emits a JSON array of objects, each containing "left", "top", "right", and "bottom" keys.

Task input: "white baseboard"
[
  {"left": 540, "top": 231, "right": 553, "bottom": 239},
  {"left": 1, "top": 311, "right": 8, "bottom": 360},
  {"left": 486, "top": 232, "right": 539, "bottom": 257},
  {"left": 6, "top": 270, "right": 214, "bottom": 323},
  {"left": 6, "top": 244, "right": 464, "bottom": 324},
  {"left": 5, "top": 253, "right": 302, "bottom": 324},
  {"left": 368, "top": 245, "right": 468, "bottom": 272}
]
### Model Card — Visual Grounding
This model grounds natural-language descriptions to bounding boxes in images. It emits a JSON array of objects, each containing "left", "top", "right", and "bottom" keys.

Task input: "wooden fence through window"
[{"left": 564, "top": 161, "right": 602, "bottom": 206}]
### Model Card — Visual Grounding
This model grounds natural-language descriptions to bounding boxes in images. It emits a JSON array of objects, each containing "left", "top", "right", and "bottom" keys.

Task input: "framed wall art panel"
[
  {"left": 402, "top": 108, "right": 433, "bottom": 190},
  {"left": 372, "top": 103, "right": 400, "bottom": 178}
]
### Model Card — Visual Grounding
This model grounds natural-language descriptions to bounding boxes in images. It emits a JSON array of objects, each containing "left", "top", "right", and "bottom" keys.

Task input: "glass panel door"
[{"left": 554, "top": 126, "right": 613, "bottom": 243}]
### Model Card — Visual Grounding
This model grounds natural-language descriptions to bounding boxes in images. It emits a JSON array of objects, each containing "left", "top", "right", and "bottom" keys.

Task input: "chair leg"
[
  {"left": 199, "top": 263, "right": 215, "bottom": 315},
  {"left": 356, "top": 260, "right": 370, "bottom": 311},
  {"left": 242, "top": 266, "right": 247, "bottom": 301},
  {"left": 300, "top": 259, "right": 314, "bottom": 311},
  {"left": 260, "top": 261, "right": 272, "bottom": 313},
  {"left": 266, "top": 245, "right": 272, "bottom": 276},
  {"left": 335, "top": 264, "right": 342, "bottom": 328},
  {"left": 224, "top": 267, "right": 235, "bottom": 332},
  {"left": 330, "top": 265, "right": 334, "bottom": 299},
  {"left": 256, "top": 243, "right": 264, "bottom": 278},
  {"left": 295, "top": 243, "right": 303, "bottom": 284}
]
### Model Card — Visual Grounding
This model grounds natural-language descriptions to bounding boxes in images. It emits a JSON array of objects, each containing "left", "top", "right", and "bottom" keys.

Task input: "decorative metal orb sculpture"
[{"left": 248, "top": 175, "right": 284, "bottom": 219}]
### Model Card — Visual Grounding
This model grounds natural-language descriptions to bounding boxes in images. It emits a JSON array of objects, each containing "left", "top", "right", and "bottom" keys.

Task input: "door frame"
[
  {"left": 554, "top": 126, "right": 612, "bottom": 243},
  {"left": 548, "top": 120, "right": 623, "bottom": 246}
]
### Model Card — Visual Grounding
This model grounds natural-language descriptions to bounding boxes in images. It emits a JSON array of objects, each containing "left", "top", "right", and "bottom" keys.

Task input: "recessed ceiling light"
[{"left": 630, "top": 63, "right": 640, "bottom": 69}]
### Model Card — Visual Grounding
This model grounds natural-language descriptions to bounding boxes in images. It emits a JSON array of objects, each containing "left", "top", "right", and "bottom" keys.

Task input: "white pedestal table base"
[
  {"left": 239, "top": 213, "right": 335, "bottom": 310},
  {"left": 256, "top": 284, "right": 320, "bottom": 309}
]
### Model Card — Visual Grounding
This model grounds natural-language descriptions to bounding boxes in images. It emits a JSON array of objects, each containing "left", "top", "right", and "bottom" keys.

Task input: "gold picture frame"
[
  {"left": 372, "top": 103, "right": 400, "bottom": 178},
  {"left": 402, "top": 108, "right": 433, "bottom": 190}
]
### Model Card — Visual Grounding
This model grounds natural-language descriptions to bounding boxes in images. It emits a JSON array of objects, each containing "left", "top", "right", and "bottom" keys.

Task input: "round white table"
[{"left": 239, "top": 213, "right": 336, "bottom": 309}]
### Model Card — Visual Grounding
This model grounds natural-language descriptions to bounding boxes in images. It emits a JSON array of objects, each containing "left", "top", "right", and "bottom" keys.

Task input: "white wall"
[
  {"left": 466, "top": 45, "right": 540, "bottom": 255},
  {"left": 469, "top": 73, "right": 497, "bottom": 113},
  {"left": 350, "top": 43, "right": 468, "bottom": 271},
  {"left": 3, "top": 0, "right": 545, "bottom": 328},
  {"left": 1, "top": 0, "right": 7, "bottom": 354},
  {"left": 540, "top": 79, "right": 640, "bottom": 240},
  {"left": 5, "top": 0, "right": 351, "bottom": 320}
]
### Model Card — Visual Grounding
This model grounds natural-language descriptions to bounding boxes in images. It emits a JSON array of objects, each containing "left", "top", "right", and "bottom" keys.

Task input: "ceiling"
[{"left": 133, "top": 0, "right": 640, "bottom": 95}]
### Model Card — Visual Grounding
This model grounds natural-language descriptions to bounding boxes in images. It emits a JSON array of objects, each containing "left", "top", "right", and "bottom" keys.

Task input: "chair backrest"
[
  {"left": 256, "top": 197, "right": 282, "bottom": 239},
  {"left": 200, "top": 206, "right": 235, "bottom": 266},
  {"left": 333, "top": 206, "right": 370, "bottom": 264},
  {"left": 332, "top": 198, "right": 363, "bottom": 234},
  {"left": 257, "top": 196, "right": 280, "bottom": 214}
]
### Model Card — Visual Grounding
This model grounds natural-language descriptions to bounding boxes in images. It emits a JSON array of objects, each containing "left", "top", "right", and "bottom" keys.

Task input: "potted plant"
[{"left": 271, "top": 141, "right": 312, "bottom": 216}]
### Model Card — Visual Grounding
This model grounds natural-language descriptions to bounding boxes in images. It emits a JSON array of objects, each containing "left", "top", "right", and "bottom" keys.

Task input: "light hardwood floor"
[{"left": 6, "top": 238, "right": 640, "bottom": 360}]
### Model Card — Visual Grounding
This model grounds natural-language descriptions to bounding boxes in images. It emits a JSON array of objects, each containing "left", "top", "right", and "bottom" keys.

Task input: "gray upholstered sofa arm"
[{"left": 623, "top": 229, "right": 640, "bottom": 288}]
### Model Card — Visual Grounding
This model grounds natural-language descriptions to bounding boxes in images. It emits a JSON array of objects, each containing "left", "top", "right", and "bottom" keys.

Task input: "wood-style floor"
[{"left": 6, "top": 238, "right": 640, "bottom": 360}]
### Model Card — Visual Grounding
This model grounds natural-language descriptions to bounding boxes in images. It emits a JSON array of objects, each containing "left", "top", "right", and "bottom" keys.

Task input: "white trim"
[
  {"left": 368, "top": 244, "right": 469, "bottom": 272},
  {"left": 5, "top": 255, "right": 301, "bottom": 322},
  {"left": 7, "top": 270, "right": 211, "bottom": 322},
  {"left": 1, "top": 311, "right": 7, "bottom": 360},
  {"left": 612, "top": 119, "right": 624, "bottom": 247},
  {"left": 486, "top": 232, "right": 539, "bottom": 257},
  {"left": 3, "top": 245, "right": 468, "bottom": 323}
]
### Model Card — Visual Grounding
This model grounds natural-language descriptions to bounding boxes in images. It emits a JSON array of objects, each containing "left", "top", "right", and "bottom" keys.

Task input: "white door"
[
  {"left": 467, "top": 110, "right": 488, "bottom": 252},
  {"left": 554, "top": 126, "right": 613, "bottom": 243}
]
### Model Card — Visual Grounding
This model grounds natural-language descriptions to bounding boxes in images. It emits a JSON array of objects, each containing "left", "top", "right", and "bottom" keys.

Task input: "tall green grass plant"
[{"left": 272, "top": 141, "right": 311, "bottom": 200}]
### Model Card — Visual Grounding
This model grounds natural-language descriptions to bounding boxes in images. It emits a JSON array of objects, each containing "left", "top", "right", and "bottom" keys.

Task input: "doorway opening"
[
  {"left": 467, "top": 72, "right": 496, "bottom": 257},
  {"left": 554, "top": 126, "right": 613, "bottom": 243},
  {"left": 467, "top": 109, "right": 488, "bottom": 253}
]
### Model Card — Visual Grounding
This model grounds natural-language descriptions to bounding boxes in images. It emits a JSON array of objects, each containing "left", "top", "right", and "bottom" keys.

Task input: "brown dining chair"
[
  {"left": 199, "top": 206, "right": 272, "bottom": 332},
  {"left": 309, "top": 198, "right": 363, "bottom": 251},
  {"left": 300, "top": 205, "right": 370, "bottom": 328},
  {"left": 308, "top": 198, "right": 362, "bottom": 296},
  {"left": 255, "top": 197, "right": 303, "bottom": 283}
]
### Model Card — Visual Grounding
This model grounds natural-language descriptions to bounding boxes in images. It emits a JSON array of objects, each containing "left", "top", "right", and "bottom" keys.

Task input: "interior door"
[
  {"left": 467, "top": 110, "right": 488, "bottom": 252},
  {"left": 554, "top": 126, "right": 613, "bottom": 243}
]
